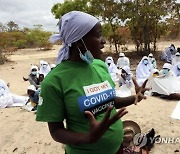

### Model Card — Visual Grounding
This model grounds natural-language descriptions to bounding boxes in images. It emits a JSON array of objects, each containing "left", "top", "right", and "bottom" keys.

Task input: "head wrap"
[
  {"left": 50, "top": 64, "right": 56, "bottom": 69},
  {"left": 31, "top": 65, "right": 38, "bottom": 71},
  {"left": 119, "top": 52, "right": 125, "bottom": 57},
  {"left": 148, "top": 53, "right": 153, "bottom": 57},
  {"left": 30, "top": 65, "right": 38, "bottom": 75},
  {"left": 175, "top": 52, "right": 180, "bottom": 56},
  {"left": 49, "top": 11, "right": 99, "bottom": 64},
  {"left": 27, "top": 85, "right": 36, "bottom": 91},
  {"left": 39, "top": 60, "right": 51, "bottom": 77},
  {"left": 163, "top": 63, "right": 172, "bottom": 69},
  {"left": 105, "top": 56, "right": 114, "bottom": 64}
]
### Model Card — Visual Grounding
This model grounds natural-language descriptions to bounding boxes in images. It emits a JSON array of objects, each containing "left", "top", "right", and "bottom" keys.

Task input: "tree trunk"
[{"left": 153, "top": 20, "right": 158, "bottom": 52}]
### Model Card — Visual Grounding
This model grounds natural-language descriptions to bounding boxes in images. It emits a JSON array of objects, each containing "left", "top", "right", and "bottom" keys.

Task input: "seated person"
[
  {"left": 161, "top": 44, "right": 177, "bottom": 63},
  {"left": 136, "top": 56, "right": 152, "bottom": 86},
  {"left": 27, "top": 85, "right": 40, "bottom": 111},
  {"left": 105, "top": 56, "right": 119, "bottom": 82},
  {"left": 172, "top": 52, "right": 180, "bottom": 66},
  {"left": 0, "top": 79, "right": 28, "bottom": 108},
  {"left": 116, "top": 52, "right": 130, "bottom": 69},
  {"left": 23, "top": 65, "right": 40, "bottom": 89},
  {"left": 148, "top": 53, "right": 157, "bottom": 69},
  {"left": 177, "top": 47, "right": 180, "bottom": 53},
  {"left": 116, "top": 66, "right": 133, "bottom": 97},
  {"left": 147, "top": 63, "right": 180, "bottom": 100},
  {"left": 38, "top": 74, "right": 44, "bottom": 85},
  {"left": 39, "top": 60, "right": 51, "bottom": 77},
  {"left": 173, "top": 63, "right": 180, "bottom": 80}
]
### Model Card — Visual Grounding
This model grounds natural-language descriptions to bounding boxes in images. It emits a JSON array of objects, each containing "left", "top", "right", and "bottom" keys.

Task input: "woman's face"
[{"left": 82, "top": 22, "right": 106, "bottom": 59}]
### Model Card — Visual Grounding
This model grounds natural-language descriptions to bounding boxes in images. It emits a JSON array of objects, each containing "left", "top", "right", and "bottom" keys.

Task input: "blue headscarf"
[{"left": 49, "top": 11, "right": 98, "bottom": 64}]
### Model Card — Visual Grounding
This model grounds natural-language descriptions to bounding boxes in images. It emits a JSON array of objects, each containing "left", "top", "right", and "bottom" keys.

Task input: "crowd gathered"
[
  {"left": 106, "top": 44, "right": 180, "bottom": 100},
  {"left": 0, "top": 60, "right": 56, "bottom": 110}
]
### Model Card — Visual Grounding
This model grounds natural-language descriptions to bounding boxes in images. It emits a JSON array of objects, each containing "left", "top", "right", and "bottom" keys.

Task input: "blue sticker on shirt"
[{"left": 78, "top": 88, "right": 116, "bottom": 116}]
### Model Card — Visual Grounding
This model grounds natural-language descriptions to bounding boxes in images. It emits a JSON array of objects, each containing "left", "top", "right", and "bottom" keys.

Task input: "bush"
[{"left": 0, "top": 48, "right": 7, "bottom": 64}]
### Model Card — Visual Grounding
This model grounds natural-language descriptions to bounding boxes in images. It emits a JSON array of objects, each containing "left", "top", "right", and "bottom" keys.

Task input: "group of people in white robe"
[
  {"left": 105, "top": 47, "right": 180, "bottom": 100},
  {"left": 23, "top": 60, "right": 56, "bottom": 111},
  {"left": 24, "top": 60, "right": 56, "bottom": 89},
  {"left": 136, "top": 50, "right": 180, "bottom": 99},
  {"left": 0, "top": 60, "right": 56, "bottom": 109},
  {"left": 105, "top": 53, "right": 133, "bottom": 97},
  {"left": 146, "top": 63, "right": 180, "bottom": 100}
]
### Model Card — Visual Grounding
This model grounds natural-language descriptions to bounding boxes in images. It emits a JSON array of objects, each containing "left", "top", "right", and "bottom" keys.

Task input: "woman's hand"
[
  {"left": 84, "top": 106, "right": 128, "bottom": 143},
  {"left": 134, "top": 79, "right": 149, "bottom": 105}
]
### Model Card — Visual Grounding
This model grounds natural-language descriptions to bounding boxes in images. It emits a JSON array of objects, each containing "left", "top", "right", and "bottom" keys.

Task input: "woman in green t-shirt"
[{"left": 36, "top": 11, "right": 147, "bottom": 154}]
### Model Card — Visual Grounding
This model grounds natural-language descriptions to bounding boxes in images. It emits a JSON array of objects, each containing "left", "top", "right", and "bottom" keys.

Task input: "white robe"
[
  {"left": 172, "top": 56, "right": 180, "bottom": 66},
  {"left": 117, "top": 57, "right": 130, "bottom": 69},
  {"left": 117, "top": 76, "right": 133, "bottom": 97},
  {"left": 148, "top": 57, "right": 157, "bottom": 69},
  {"left": 0, "top": 79, "right": 28, "bottom": 108},
  {"left": 161, "top": 46, "right": 176, "bottom": 62},
  {"left": 39, "top": 60, "right": 51, "bottom": 77},
  {"left": 148, "top": 71, "right": 180, "bottom": 95},
  {"left": 105, "top": 57, "right": 119, "bottom": 82},
  {"left": 136, "top": 56, "right": 152, "bottom": 86},
  {"left": 116, "top": 66, "right": 133, "bottom": 97}
]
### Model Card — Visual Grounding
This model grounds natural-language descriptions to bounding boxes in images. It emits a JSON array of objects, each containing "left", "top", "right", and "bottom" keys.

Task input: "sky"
[
  {"left": 0, "top": 0, "right": 179, "bottom": 32},
  {"left": 0, "top": 0, "right": 64, "bottom": 32}
]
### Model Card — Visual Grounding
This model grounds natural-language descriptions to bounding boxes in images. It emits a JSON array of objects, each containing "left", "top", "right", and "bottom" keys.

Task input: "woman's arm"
[
  {"left": 114, "top": 95, "right": 136, "bottom": 108},
  {"left": 48, "top": 122, "right": 90, "bottom": 144},
  {"left": 48, "top": 107, "right": 128, "bottom": 144}
]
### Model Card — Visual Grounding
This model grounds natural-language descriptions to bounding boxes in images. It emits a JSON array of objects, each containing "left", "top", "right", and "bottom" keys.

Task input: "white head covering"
[
  {"left": 105, "top": 56, "right": 114, "bottom": 64},
  {"left": 175, "top": 52, "right": 180, "bottom": 56},
  {"left": 39, "top": 60, "right": 51, "bottom": 77},
  {"left": 136, "top": 56, "right": 152, "bottom": 86},
  {"left": 119, "top": 52, "right": 125, "bottom": 57},
  {"left": 163, "top": 63, "right": 172, "bottom": 69},
  {"left": 49, "top": 11, "right": 99, "bottom": 64},
  {"left": 50, "top": 64, "right": 56, "bottom": 69},
  {"left": 30, "top": 65, "right": 38, "bottom": 74},
  {"left": 27, "top": 85, "right": 36, "bottom": 91},
  {"left": 148, "top": 53, "right": 153, "bottom": 57}
]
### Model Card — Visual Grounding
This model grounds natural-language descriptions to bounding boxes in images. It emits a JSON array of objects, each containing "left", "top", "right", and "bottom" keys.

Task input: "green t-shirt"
[{"left": 36, "top": 59, "right": 124, "bottom": 154}]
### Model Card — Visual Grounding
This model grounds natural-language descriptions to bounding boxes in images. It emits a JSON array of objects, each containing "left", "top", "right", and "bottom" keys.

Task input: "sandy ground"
[{"left": 0, "top": 42, "right": 180, "bottom": 154}]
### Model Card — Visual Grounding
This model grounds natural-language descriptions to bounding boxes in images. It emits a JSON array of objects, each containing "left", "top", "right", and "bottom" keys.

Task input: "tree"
[
  {"left": 51, "top": 0, "right": 179, "bottom": 54},
  {"left": 123, "top": 0, "right": 178, "bottom": 53},
  {"left": 26, "top": 25, "right": 52, "bottom": 50},
  {"left": 51, "top": 0, "right": 89, "bottom": 18},
  {"left": 0, "top": 22, "right": 7, "bottom": 32},
  {"left": 6, "top": 21, "right": 19, "bottom": 32},
  {"left": 51, "top": 0, "right": 126, "bottom": 53}
]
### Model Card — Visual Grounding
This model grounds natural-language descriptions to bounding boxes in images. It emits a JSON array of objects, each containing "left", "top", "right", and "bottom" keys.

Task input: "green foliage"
[
  {"left": 50, "top": 0, "right": 179, "bottom": 53},
  {"left": 0, "top": 22, "right": 53, "bottom": 54},
  {"left": 6, "top": 21, "right": 19, "bottom": 32},
  {"left": 0, "top": 47, "right": 7, "bottom": 64},
  {"left": 25, "top": 26, "right": 52, "bottom": 49},
  {"left": 51, "top": 0, "right": 89, "bottom": 18}
]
